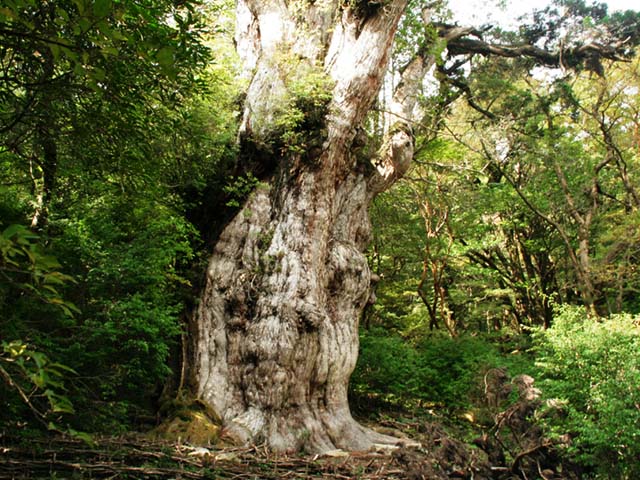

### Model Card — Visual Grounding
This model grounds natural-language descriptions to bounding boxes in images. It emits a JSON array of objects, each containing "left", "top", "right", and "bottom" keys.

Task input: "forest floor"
[
  {"left": 0, "top": 403, "right": 573, "bottom": 480},
  {"left": 0, "top": 372, "right": 574, "bottom": 480},
  {"left": 0, "top": 417, "right": 493, "bottom": 480}
]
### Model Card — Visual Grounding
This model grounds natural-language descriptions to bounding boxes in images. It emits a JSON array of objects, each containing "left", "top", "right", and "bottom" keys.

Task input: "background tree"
[
  {"left": 452, "top": 55, "right": 640, "bottom": 318},
  {"left": 369, "top": 1, "right": 640, "bottom": 335}
]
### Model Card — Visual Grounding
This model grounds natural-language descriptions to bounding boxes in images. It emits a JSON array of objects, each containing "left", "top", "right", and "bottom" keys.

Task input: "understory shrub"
[
  {"left": 351, "top": 327, "right": 531, "bottom": 411},
  {"left": 534, "top": 306, "right": 640, "bottom": 479},
  {"left": 50, "top": 195, "right": 196, "bottom": 428}
]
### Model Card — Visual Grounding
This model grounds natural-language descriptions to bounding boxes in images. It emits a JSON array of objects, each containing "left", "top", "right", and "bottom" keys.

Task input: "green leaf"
[
  {"left": 100, "top": 46, "right": 119, "bottom": 57},
  {"left": 45, "top": 390, "right": 75, "bottom": 413},
  {"left": 72, "top": 0, "right": 87, "bottom": 15},
  {"left": 93, "top": 0, "right": 112, "bottom": 18},
  {"left": 48, "top": 362, "right": 78, "bottom": 375},
  {"left": 59, "top": 300, "right": 81, "bottom": 316},
  {"left": 156, "top": 46, "right": 175, "bottom": 73},
  {"left": 91, "top": 67, "right": 106, "bottom": 82},
  {"left": 74, "top": 62, "right": 87, "bottom": 76},
  {"left": 49, "top": 43, "right": 61, "bottom": 61},
  {"left": 30, "top": 351, "right": 47, "bottom": 370},
  {"left": 48, "top": 36, "right": 73, "bottom": 47},
  {"left": 55, "top": 7, "right": 70, "bottom": 22},
  {"left": 66, "top": 429, "right": 95, "bottom": 447},
  {"left": 79, "top": 17, "right": 91, "bottom": 33},
  {"left": 0, "top": 7, "right": 16, "bottom": 20},
  {"left": 3, "top": 224, "right": 28, "bottom": 240},
  {"left": 39, "top": 255, "right": 62, "bottom": 270},
  {"left": 109, "top": 29, "right": 127, "bottom": 41},
  {"left": 41, "top": 285, "right": 60, "bottom": 295},
  {"left": 42, "top": 272, "right": 67, "bottom": 285}
]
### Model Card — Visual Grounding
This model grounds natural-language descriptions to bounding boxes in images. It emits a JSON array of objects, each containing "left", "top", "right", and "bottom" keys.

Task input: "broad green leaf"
[
  {"left": 79, "top": 17, "right": 91, "bottom": 33},
  {"left": 66, "top": 429, "right": 95, "bottom": 446},
  {"left": 93, "top": 0, "right": 112, "bottom": 18},
  {"left": 156, "top": 46, "right": 175, "bottom": 69},
  {"left": 41, "top": 284, "right": 60, "bottom": 295},
  {"left": 48, "top": 362, "right": 77, "bottom": 375},
  {"left": 74, "top": 62, "right": 87, "bottom": 76},
  {"left": 91, "top": 67, "right": 106, "bottom": 82},
  {"left": 39, "top": 255, "right": 62, "bottom": 270},
  {"left": 45, "top": 390, "right": 75, "bottom": 413},
  {"left": 0, "top": 7, "right": 16, "bottom": 20},
  {"left": 49, "top": 44, "right": 61, "bottom": 61},
  {"left": 30, "top": 351, "right": 46, "bottom": 369},
  {"left": 3, "top": 224, "right": 28, "bottom": 240},
  {"left": 72, "top": 0, "right": 87, "bottom": 15},
  {"left": 100, "top": 46, "right": 119, "bottom": 57},
  {"left": 55, "top": 7, "right": 70, "bottom": 22},
  {"left": 48, "top": 36, "right": 73, "bottom": 47}
]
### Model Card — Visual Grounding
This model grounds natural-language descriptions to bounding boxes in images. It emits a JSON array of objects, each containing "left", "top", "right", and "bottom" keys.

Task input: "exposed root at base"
[{"left": 220, "top": 407, "right": 415, "bottom": 455}]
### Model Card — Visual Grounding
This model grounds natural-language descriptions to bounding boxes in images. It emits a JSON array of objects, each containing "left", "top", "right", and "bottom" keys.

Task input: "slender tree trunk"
[
  {"left": 417, "top": 261, "right": 439, "bottom": 331},
  {"left": 416, "top": 199, "right": 456, "bottom": 336},
  {"left": 552, "top": 159, "right": 599, "bottom": 315},
  {"left": 30, "top": 48, "right": 57, "bottom": 232},
  {"left": 193, "top": 0, "right": 417, "bottom": 453}
]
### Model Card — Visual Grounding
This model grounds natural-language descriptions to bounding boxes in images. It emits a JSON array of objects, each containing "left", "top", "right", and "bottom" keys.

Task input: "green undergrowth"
[
  {"left": 533, "top": 307, "right": 640, "bottom": 479},
  {"left": 350, "top": 327, "right": 533, "bottom": 416},
  {"left": 352, "top": 308, "right": 640, "bottom": 479}
]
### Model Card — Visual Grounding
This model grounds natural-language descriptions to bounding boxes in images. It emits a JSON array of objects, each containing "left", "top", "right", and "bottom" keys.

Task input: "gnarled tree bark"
[{"left": 193, "top": 0, "right": 418, "bottom": 453}]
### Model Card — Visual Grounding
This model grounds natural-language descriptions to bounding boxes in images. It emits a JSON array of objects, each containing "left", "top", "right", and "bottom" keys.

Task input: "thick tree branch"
[
  {"left": 444, "top": 33, "right": 630, "bottom": 69},
  {"left": 369, "top": 43, "right": 436, "bottom": 194}
]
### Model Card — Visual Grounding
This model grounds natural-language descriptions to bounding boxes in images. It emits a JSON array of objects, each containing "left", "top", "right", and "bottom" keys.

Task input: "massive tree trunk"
[{"left": 192, "top": 0, "right": 418, "bottom": 453}]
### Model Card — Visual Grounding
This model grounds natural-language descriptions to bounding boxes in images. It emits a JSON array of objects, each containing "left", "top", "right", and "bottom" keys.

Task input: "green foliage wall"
[
  {"left": 0, "top": 0, "right": 240, "bottom": 431},
  {"left": 351, "top": 327, "right": 530, "bottom": 411},
  {"left": 534, "top": 307, "right": 640, "bottom": 479}
]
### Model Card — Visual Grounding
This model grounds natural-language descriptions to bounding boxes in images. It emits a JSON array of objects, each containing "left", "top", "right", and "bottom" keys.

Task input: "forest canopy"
[{"left": 1, "top": 0, "right": 640, "bottom": 478}]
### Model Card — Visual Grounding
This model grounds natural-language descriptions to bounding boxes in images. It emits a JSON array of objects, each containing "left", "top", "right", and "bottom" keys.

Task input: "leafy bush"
[
  {"left": 534, "top": 306, "right": 640, "bottom": 479},
  {"left": 351, "top": 328, "right": 531, "bottom": 411},
  {"left": 0, "top": 193, "right": 201, "bottom": 431},
  {"left": 0, "top": 225, "right": 78, "bottom": 430},
  {"left": 53, "top": 195, "right": 195, "bottom": 412},
  {"left": 350, "top": 329, "right": 422, "bottom": 406}
]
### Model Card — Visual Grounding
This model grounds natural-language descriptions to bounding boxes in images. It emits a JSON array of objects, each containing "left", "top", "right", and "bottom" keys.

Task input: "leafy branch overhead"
[
  {"left": 444, "top": 26, "right": 632, "bottom": 71},
  {"left": 427, "top": 0, "right": 640, "bottom": 116},
  {"left": 0, "top": 224, "right": 79, "bottom": 316}
]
